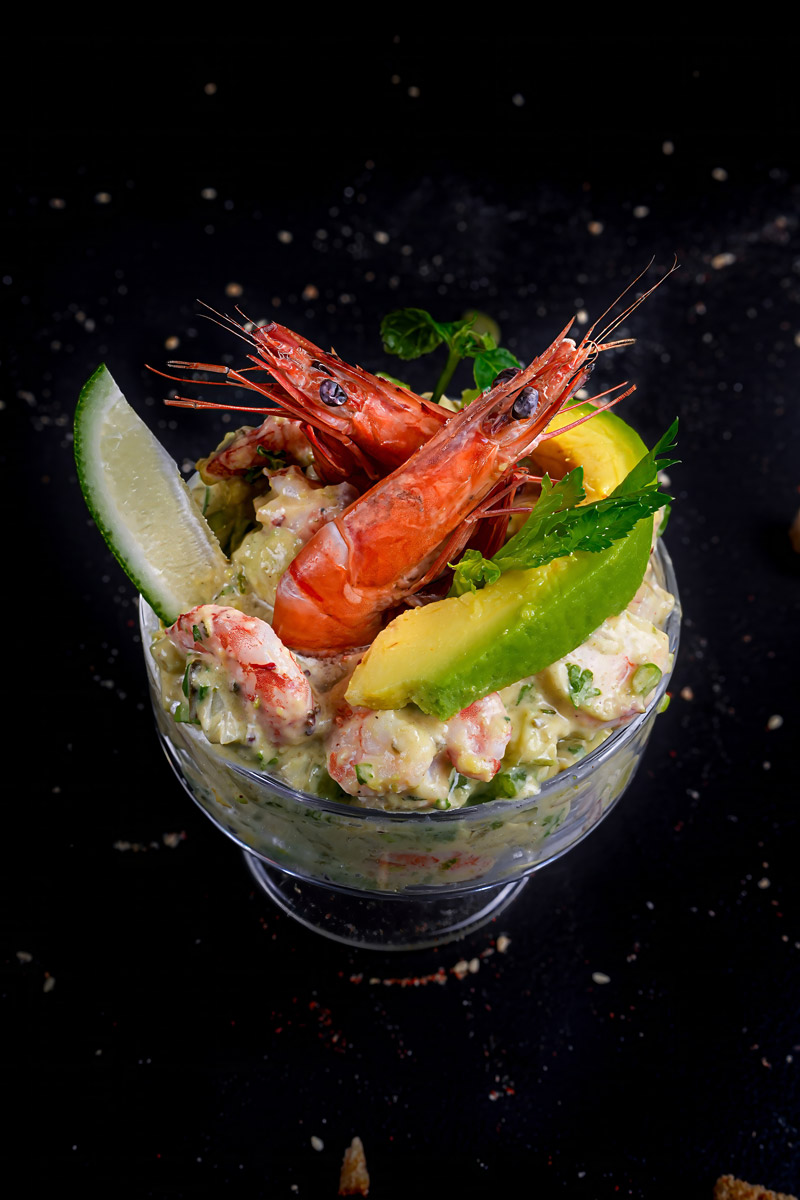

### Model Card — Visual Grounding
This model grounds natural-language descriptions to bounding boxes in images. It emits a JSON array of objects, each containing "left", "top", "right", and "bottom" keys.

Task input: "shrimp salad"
[{"left": 149, "top": 311, "right": 676, "bottom": 816}]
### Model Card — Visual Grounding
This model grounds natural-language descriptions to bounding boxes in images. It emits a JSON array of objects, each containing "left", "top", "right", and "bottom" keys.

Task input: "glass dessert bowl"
[{"left": 140, "top": 540, "right": 680, "bottom": 951}]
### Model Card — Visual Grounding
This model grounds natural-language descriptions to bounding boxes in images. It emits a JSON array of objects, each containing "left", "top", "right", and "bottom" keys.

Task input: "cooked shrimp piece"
[
  {"left": 197, "top": 415, "right": 314, "bottom": 482},
  {"left": 445, "top": 693, "right": 511, "bottom": 781},
  {"left": 231, "top": 468, "right": 360, "bottom": 609},
  {"left": 327, "top": 706, "right": 450, "bottom": 800},
  {"left": 253, "top": 466, "right": 358, "bottom": 544},
  {"left": 166, "top": 604, "right": 316, "bottom": 744},
  {"left": 539, "top": 610, "right": 671, "bottom": 725}
]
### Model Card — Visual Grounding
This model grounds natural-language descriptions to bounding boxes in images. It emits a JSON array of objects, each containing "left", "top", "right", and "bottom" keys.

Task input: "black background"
[{"left": 4, "top": 29, "right": 800, "bottom": 1198}]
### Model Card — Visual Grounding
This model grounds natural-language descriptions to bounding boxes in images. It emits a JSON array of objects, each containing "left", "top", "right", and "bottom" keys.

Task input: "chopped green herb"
[
  {"left": 516, "top": 682, "right": 533, "bottom": 706},
  {"left": 255, "top": 446, "right": 288, "bottom": 470},
  {"left": 311, "top": 768, "right": 350, "bottom": 802},
  {"left": 448, "top": 549, "right": 501, "bottom": 596},
  {"left": 566, "top": 664, "right": 601, "bottom": 708},
  {"left": 173, "top": 702, "right": 199, "bottom": 725},
  {"left": 539, "top": 707, "right": 556, "bottom": 715},
  {"left": 485, "top": 767, "right": 527, "bottom": 798},
  {"left": 192, "top": 624, "right": 204, "bottom": 642},
  {"left": 181, "top": 661, "right": 192, "bottom": 698},
  {"left": 631, "top": 663, "right": 663, "bottom": 696}
]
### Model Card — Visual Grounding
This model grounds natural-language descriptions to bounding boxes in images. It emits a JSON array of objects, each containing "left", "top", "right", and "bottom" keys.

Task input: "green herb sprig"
[{"left": 380, "top": 308, "right": 520, "bottom": 405}]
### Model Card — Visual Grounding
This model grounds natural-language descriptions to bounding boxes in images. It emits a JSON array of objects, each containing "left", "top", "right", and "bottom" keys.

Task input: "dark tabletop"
[{"left": 5, "top": 30, "right": 799, "bottom": 1198}]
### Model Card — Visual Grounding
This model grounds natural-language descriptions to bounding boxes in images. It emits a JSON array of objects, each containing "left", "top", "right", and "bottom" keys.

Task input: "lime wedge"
[{"left": 74, "top": 364, "right": 229, "bottom": 624}]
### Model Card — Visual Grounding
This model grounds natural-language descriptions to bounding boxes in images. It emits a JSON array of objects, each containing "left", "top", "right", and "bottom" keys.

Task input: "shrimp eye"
[
  {"left": 492, "top": 367, "right": 519, "bottom": 388},
  {"left": 311, "top": 359, "right": 334, "bottom": 377},
  {"left": 511, "top": 386, "right": 539, "bottom": 419},
  {"left": 319, "top": 379, "right": 347, "bottom": 406}
]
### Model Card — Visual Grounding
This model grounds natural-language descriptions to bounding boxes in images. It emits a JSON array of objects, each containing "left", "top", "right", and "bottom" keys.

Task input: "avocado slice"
[
  {"left": 532, "top": 404, "right": 648, "bottom": 500},
  {"left": 345, "top": 410, "right": 655, "bottom": 721}
]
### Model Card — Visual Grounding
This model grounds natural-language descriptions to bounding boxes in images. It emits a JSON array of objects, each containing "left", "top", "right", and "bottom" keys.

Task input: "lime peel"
[{"left": 74, "top": 364, "right": 229, "bottom": 623}]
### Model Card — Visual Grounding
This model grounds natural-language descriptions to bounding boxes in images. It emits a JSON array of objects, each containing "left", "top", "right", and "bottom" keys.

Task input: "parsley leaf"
[
  {"left": 380, "top": 307, "right": 520, "bottom": 403},
  {"left": 472, "top": 346, "right": 520, "bottom": 391},
  {"left": 449, "top": 549, "right": 502, "bottom": 596},
  {"left": 566, "top": 664, "right": 601, "bottom": 707},
  {"left": 380, "top": 309, "right": 444, "bottom": 360}
]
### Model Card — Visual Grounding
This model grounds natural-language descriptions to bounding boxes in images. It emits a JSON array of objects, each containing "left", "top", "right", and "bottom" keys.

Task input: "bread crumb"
[
  {"left": 790, "top": 508, "right": 800, "bottom": 553},
  {"left": 339, "top": 1136, "right": 369, "bottom": 1196},
  {"left": 714, "top": 1175, "right": 797, "bottom": 1200}
]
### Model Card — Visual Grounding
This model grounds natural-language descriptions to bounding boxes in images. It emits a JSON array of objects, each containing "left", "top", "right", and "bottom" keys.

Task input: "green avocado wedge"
[
  {"left": 346, "top": 407, "right": 658, "bottom": 720},
  {"left": 346, "top": 517, "right": 653, "bottom": 720},
  {"left": 531, "top": 403, "right": 647, "bottom": 500}
]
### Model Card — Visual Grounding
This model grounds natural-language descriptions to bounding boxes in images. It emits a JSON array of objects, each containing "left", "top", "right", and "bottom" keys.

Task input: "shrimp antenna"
[
  {"left": 164, "top": 396, "right": 284, "bottom": 415},
  {"left": 196, "top": 300, "right": 262, "bottom": 352},
  {"left": 587, "top": 256, "right": 679, "bottom": 347},
  {"left": 234, "top": 303, "right": 263, "bottom": 329},
  {"left": 582, "top": 258, "right": 655, "bottom": 343}
]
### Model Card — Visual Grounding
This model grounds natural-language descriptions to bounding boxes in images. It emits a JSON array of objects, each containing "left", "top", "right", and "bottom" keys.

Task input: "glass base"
[{"left": 243, "top": 853, "right": 528, "bottom": 951}]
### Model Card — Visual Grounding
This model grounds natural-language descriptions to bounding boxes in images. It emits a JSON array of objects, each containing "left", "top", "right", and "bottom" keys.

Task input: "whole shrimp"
[
  {"left": 158, "top": 313, "right": 448, "bottom": 485},
  {"left": 271, "top": 263, "right": 676, "bottom": 655}
]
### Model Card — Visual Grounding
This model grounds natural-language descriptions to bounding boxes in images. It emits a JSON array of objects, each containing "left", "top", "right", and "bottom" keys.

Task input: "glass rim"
[{"left": 141, "top": 537, "right": 680, "bottom": 825}]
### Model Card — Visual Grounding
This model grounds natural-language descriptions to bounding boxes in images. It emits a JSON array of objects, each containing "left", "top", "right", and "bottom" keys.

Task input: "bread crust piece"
[
  {"left": 339, "top": 1136, "right": 369, "bottom": 1196},
  {"left": 714, "top": 1175, "right": 798, "bottom": 1200}
]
